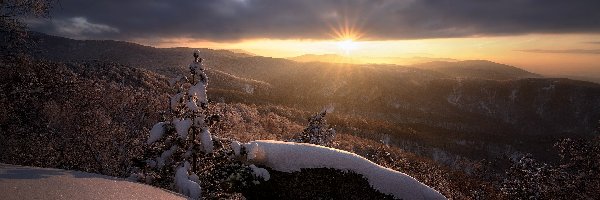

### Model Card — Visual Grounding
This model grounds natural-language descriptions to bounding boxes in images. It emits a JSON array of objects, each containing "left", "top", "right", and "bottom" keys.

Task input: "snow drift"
[{"left": 242, "top": 140, "right": 446, "bottom": 200}]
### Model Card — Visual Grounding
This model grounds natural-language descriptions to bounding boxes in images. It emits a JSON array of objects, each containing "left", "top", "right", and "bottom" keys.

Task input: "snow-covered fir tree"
[
  {"left": 140, "top": 50, "right": 213, "bottom": 199},
  {"left": 130, "top": 50, "right": 269, "bottom": 199},
  {"left": 291, "top": 105, "right": 336, "bottom": 146}
]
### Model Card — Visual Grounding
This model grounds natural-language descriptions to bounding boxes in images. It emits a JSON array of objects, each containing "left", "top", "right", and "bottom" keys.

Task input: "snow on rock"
[
  {"left": 173, "top": 118, "right": 192, "bottom": 139},
  {"left": 231, "top": 140, "right": 241, "bottom": 156},
  {"left": 148, "top": 122, "right": 167, "bottom": 144},
  {"left": 249, "top": 164, "right": 270, "bottom": 181},
  {"left": 175, "top": 162, "right": 202, "bottom": 199},
  {"left": 189, "top": 81, "right": 207, "bottom": 106},
  {"left": 199, "top": 127, "right": 213, "bottom": 153},
  {"left": 243, "top": 140, "right": 447, "bottom": 200}
]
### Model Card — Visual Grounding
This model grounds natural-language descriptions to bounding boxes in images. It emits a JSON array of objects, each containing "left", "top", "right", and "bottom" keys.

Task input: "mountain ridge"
[
  {"left": 411, "top": 60, "right": 542, "bottom": 80},
  {"left": 288, "top": 53, "right": 458, "bottom": 65}
]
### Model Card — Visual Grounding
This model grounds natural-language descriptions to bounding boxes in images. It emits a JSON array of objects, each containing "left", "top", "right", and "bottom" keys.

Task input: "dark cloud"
[
  {"left": 27, "top": 17, "right": 119, "bottom": 39},
  {"left": 29, "top": 0, "right": 600, "bottom": 41},
  {"left": 518, "top": 49, "right": 600, "bottom": 54}
]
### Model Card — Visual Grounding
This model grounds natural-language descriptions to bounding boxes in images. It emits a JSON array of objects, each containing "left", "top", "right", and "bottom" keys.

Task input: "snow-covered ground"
[
  {"left": 242, "top": 140, "right": 447, "bottom": 200},
  {"left": 0, "top": 163, "right": 186, "bottom": 200}
]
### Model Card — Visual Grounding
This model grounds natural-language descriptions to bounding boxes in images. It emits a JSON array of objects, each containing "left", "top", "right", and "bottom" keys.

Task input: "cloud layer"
[{"left": 31, "top": 0, "right": 600, "bottom": 41}]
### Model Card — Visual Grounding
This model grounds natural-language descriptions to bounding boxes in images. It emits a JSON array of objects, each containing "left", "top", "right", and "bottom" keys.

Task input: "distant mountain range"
[
  {"left": 411, "top": 60, "right": 542, "bottom": 80},
  {"left": 289, "top": 54, "right": 541, "bottom": 80},
  {"left": 226, "top": 49, "right": 258, "bottom": 57},
  {"left": 289, "top": 54, "right": 361, "bottom": 64},
  {"left": 26, "top": 32, "right": 600, "bottom": 164},
  {"left": 289, "top": 53, "right": 457, "bottom": 65}
]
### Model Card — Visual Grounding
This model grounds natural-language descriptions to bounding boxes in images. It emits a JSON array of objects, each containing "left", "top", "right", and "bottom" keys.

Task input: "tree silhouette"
[{"left": 1, "top": 0, "right": 54, "bottom": 57}]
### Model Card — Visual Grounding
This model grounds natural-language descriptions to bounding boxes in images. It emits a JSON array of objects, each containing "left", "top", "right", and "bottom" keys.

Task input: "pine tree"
[
  {"left": 131, "top": 50, "right": 262, "bottom": 199},
  {"left": 132, "top": 50, "right": 215, "bottom": 199},
  {"left": 291, "top": 106, "right": 336, "bottom": 146}
]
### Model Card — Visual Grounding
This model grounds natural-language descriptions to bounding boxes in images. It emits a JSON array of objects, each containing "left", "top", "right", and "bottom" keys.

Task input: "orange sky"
[{"left": 139, "top": 33, "right": 600, "bottom": 77}]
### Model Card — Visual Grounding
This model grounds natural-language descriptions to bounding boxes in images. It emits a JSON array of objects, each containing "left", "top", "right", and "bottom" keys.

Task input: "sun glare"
[
  {"left": 327, "top": 11, "right": 365, "bottom": 55},
  {"left": 337, "top": 39, "right": 358, "bottom": 54}
]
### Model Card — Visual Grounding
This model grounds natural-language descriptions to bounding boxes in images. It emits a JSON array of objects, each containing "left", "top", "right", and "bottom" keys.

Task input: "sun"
[
  {"left": 337, "top": 39, "right": 358, "bottom": 54},
  {"left": 327, "top": 14, "right": 364, "bottom": 55}
]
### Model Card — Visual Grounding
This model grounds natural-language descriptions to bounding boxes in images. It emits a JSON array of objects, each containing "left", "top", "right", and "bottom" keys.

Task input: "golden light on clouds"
[{"left": 328, "top": 16, "right": 364, "bottom": 41}]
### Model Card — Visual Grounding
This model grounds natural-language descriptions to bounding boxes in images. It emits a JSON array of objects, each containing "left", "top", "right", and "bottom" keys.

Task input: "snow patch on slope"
[{"left": 242, "top": 140, "right": 446, "bottom": 200}]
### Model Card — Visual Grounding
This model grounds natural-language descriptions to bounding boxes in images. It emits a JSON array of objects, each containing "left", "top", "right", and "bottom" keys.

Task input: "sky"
[{"left": 28, "top": 0, "right": 600, "bottom": 76}]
